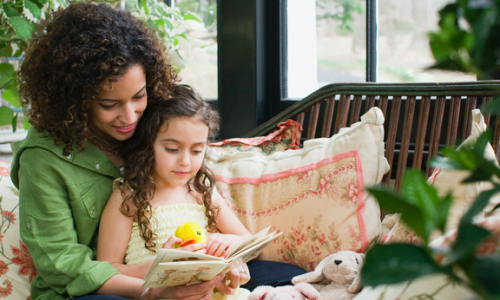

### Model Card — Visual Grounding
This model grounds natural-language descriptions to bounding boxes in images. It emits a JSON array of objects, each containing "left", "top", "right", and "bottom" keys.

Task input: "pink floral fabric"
[
  {"left": 216, "top": 151, "right": 368, "bottom": 272},
  {"left": 209, "top": 119, "right": 302, "bottom": 156},
  {"left": 0, "top": 161, "right": 34, "bottom": 300}
]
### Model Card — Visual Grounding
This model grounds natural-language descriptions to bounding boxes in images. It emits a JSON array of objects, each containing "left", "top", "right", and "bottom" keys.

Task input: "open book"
[{"left": 142, "top": 226, "right": 281, "bottom": 288}]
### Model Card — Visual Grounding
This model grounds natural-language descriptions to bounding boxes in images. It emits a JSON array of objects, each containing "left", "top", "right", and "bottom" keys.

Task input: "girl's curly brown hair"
[
  {"left": 119, "top": 84, "right": 221, "bottom": 252},
  {"left": 18, "top": 3, "right": 177, "bottom": 156}
]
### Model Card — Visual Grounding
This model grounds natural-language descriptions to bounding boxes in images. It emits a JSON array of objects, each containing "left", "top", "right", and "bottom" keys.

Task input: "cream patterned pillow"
[
  {"left": 0, "top": 161, "right": 34, "bottom": 300},
  {"left": 207, "top": 107, "right": 389, "bottom": 272}
]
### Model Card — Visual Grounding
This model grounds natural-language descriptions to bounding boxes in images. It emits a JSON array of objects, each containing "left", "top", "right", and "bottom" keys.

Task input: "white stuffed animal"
[
  {"left": 292, "top": 251, "right": 365, "bottom": 300},
  {"left": 248, "top": 282, "right": 320, "bottom": 300}
]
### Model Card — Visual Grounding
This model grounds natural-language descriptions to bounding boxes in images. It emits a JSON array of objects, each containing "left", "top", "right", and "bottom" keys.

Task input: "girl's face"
[
  {"left": 152, "top": 116, "right": 209, "bottom": 189},
  {"left": 89, "top": 64, "right": 148, "bottom": 143}
]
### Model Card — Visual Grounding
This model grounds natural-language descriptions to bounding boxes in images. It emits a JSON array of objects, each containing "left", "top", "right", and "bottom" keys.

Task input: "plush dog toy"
[
  {"left": 248, "top": 282, "right": 320, "bottom": 300},
  {"left": 292, "top": 251, "right": 365, "bottom": 300}
]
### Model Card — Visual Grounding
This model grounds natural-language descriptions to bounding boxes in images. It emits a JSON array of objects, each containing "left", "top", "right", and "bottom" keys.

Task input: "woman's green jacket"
[{"left": 10, "top": 128, "right": 121, "bottom": 300}]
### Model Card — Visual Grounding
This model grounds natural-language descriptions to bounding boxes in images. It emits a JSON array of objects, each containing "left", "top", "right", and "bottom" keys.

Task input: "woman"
[{"left": 10, "top": 3, "right": 227, "bottom": 300}]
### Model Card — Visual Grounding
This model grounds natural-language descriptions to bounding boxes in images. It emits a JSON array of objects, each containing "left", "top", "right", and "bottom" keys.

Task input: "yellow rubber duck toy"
[{"left": 173, "top": 221, "right": 207, "bottom": 248}]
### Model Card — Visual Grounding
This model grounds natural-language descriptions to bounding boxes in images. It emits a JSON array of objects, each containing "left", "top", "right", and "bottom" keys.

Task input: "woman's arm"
[
  {"left": 97, "top": 188, "right": 152, "bottom": 278},
  {"left": 17, "top": 148, "right": 121, "bottom": 298}
]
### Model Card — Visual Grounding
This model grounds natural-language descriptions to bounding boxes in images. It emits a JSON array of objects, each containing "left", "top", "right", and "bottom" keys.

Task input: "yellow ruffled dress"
[{"left": 123, "top": 189, "right": 249, "bottom": 300}]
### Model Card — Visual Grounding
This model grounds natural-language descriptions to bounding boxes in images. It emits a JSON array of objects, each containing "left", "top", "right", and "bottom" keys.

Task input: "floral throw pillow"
[
  {"left": 209, "top": 119, "right": 302, "bottom": 156},
  {"left": 207, "top": 107, "right": 389, "bottom": 272},
  {"left": 0, "top": 161, "right": 34, "bottom": 300}
]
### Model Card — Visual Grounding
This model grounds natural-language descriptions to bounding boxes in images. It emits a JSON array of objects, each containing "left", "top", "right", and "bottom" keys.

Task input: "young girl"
[{"left": 97, "top": 84, "right": 252, "bottom": 299}]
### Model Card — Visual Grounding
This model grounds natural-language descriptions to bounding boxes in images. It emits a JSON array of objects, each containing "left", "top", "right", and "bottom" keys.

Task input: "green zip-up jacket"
[{"left": 11, "top": 128, "right": 121, "bottom": 300}]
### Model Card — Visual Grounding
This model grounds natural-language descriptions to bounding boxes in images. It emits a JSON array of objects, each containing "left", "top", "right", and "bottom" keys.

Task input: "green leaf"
[
  {"left": 0, "top": 42, "right": 14, "bottom": 58},
  {"left": 7, "top": 17, "right": 35, "bottom": 41},
  {"left": 362, "top": 243, "right": 441, "bottom": 286},
  {"left": 0, "top": 107, "right": 14, "bottom": 126},
  {"left": 474, "top": 256, "right": 500, "bottom": 297},
  {"left": 401, "top": 170, "right": 441, "bottom": 224},
  {"left": 448, "top": 188, "right": 499, "bottom": 263},
  {"left": 2, "top": 4, "right": 20, "bottom": 17},
  {"left": 22, "top": 117, "right": 31, "bottom": 130},
  {"left": 367, "top": 186, "right": 427, "bottom": 239},
  {"left": 450, "top": 223, "right": 490, "bottom": 264},
  {"left": 436, "top": 193, "right": 453, "bottom": 233},
  {"left": 0, "top": 63, "right": 15, "bottom": 89},
  {"left": 11, "top": 113, "right": 18, "bottom": 132},
  {"left": 184, "top": 13, "right": 202, "bottom": 22},
  {"left": 24, "top": 0, "right": 42, "bottom": 20},
  {"left": 2, "top": 87, "right": 21, "bottom": 108},
  {"left": 164, "top": 19, "right": 173, "bottom": 31}
]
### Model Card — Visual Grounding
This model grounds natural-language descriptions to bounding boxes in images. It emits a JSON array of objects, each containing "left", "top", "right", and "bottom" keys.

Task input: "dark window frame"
[{"left": 216, "top": 0, "right": 377, "bottom": 139}]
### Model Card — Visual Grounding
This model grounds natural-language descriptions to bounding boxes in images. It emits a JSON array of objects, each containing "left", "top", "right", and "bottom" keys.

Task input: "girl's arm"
[
  {"left": 97, "top": 188, "right": 152, "bottom": 278},
  {"left": 205, "top": 191, "right": 252, "bottom": 257}
]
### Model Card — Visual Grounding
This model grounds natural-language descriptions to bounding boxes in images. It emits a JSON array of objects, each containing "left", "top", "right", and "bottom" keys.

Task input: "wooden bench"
[{"left": 245, "top": 81, "right": 500, "bottom": 189}]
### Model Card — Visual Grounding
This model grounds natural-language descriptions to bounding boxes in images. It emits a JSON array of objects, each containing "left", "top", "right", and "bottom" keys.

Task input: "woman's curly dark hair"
[
  {"left": 18, "top": 2, "right": 178, "bottom": 156},
  {"left": 119, "top": 84, "right": 221, "bottom": 252}
]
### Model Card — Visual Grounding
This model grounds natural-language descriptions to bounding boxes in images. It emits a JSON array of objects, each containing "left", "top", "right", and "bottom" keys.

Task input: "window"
[
  {"left": 286, "top": 0, "right": 475, "bottom": 99},
  {"left": 174, "top": 0, "right": 218, "bottom": 99}
]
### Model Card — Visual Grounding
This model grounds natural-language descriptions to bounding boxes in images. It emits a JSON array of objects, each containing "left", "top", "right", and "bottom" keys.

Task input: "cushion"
[
  {"left": 382, "top": 109, "right": 500, "bottom": 244},
  {"left": 208, "top": 119, "right": 302, "bottom": 156},
  {"left": 206, "top": 107, "right": 389, "bottom": 271},
  {"left": 0, "top": 161, "right": 33, "bottom": 300}
]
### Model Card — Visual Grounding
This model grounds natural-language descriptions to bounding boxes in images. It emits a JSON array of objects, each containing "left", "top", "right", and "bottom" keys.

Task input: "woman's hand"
[
  {"left": 146, "top": 273, "right": 225, "bottom": 300},
  {"left": 162, "top": 236, "right": 207, "bottom": 254},
  {"left": 215, "top": 264, "right": 251, "bottom": 295}
]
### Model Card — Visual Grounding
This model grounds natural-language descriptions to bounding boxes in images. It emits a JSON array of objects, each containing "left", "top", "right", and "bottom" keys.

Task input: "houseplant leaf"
[
  {"left": 7, "top": 17, "right": 35, "bottom": 41},
  {"left": 362, "top": 243, "right": 442, "bottom": 285},
  {"left": 0, "top": 107, "right": 14, "bottom": 126},
  {"left": 367, "top": 186, "right": 427, "bottom": 240}
]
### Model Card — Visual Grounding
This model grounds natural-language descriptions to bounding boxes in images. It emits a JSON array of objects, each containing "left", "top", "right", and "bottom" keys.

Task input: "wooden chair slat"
[
  {"left": 333, "top": 95, "right": 350, "bottom": 134},
  {"left": 321, "top": 97, "right": 336, "bottom": 138},
  {"left": 484, "top": 96, "right": 493, "bottom": 126},
  {"left": 377, "top": 96, "right": 389, "bottom": 116},
  {"left": 395, "top": 96, "right": 416, "bottom": 189},
  {"left": 382, "top": 96, "right": 402, "bottom": 185},
  {"left": 446, "top": 96, "right": 461, "bottom": 147},
  {"left": 413, "top": 96, "right": 431, "bottom": 169},
  {"left": 306, "top": 102, "right": 321, "bottom": 140},
  {"left": 495, "top": 115, "right": 500, "bottom": 156},
  {"left": 426, "top": 96, "right": 446, "bottom": 177},
  {"left": 462, "top": 96, "right": 477, "bottom": 140},
  {"left": 349, "top": 95, "right": 362, "bottom": 126},
  {"left": 296, "top": 112, "right": 305, "bottom": 127},
  {"left": 365, "top": 95, "right": 375, "bottom": 112}
]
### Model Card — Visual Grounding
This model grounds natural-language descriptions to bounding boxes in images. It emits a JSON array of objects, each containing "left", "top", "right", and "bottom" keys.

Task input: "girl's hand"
[
  {"left": 205, "top": 233, "right": 235, "bottom": 258},
  {"left": 148, "top": 273, "right": 225, "bottom": 300},
  {"left": 162, "top": 236, "right": 207, "bottom": 254},
  {"left": 215, "top": 264, "right": 251, "bottom": 295}
]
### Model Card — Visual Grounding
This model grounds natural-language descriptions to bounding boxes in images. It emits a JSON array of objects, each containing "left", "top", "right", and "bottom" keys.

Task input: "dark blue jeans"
[
  {"left": 75, "top": 295, "right": 130, "bottom": 300},
  {"left": 241, "top": 260, "right": 307, "bottom": 291}
]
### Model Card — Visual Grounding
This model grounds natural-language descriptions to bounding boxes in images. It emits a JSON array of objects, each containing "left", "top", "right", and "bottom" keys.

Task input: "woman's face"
[{"left": 89, "top": 64, "right": 148, "bottom": 142}]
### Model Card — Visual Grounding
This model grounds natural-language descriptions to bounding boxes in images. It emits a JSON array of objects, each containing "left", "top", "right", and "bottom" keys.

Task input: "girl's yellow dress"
[{"left": 121, "top": 184, "right": 250, "bottom": 300}]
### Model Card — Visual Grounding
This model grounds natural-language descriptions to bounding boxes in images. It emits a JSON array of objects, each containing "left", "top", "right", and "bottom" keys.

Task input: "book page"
[
  {"left": 144, "top": 249, "right": 223, "bottom": 280},
  {"left": 227, "top": 226, "right": 273, "bottom": 260},
  {"left": 221, "top": 231, "right": 282, "bottom": 273},
  {"left": 143, "top": 260, "right": 227, "bottom": 288}
]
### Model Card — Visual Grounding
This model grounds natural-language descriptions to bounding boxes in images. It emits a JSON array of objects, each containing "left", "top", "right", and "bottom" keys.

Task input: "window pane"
[
  {"left": 175, "top": 0, "right": 218, "bottom": 98},
  {"left": 287, "top": 0, "right": 366, "bottom": 99},
  {"left": 378, "top": 0, "right": 475, "bottom": 83}
]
